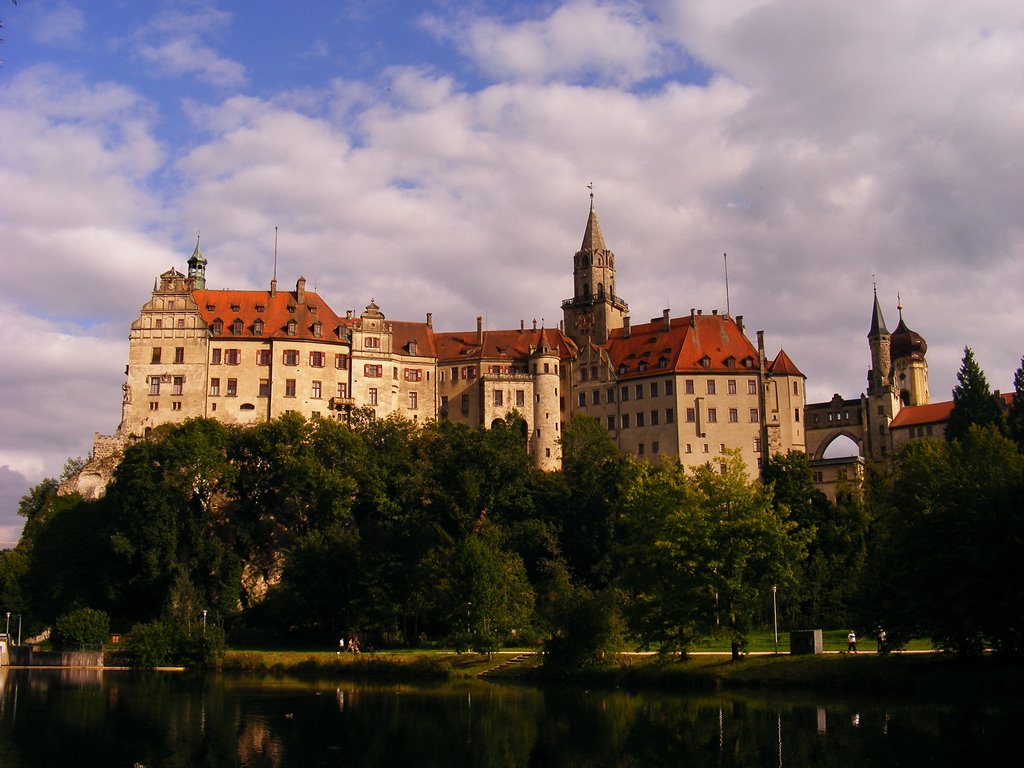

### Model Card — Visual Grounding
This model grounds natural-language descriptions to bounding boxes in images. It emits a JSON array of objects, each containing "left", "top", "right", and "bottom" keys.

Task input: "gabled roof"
[
  {"left": 602, "top": 313, "right": 763, "bottom": 379},
  {"left": 434, "top": 326, "right": 578, "bottom": 364},
  {"left": 389, "top": 320, "right": 438, "bottom": 358},
  {"left": 193, "top": 285, "right": 348, "bottom": 344},
  {"left": 769, "top": 349, "right": 805, "bottom": 378},
  {"left": 868, "top": 288, "right": 889, "bottom": 337}
]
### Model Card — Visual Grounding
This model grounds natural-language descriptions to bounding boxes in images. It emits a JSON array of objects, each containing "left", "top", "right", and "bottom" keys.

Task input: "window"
[
  {"left": 703, "top": 444, "right": 710, "bottom": 453},
  {"left": 638, "top": 443, "right": 645, "bottom": 456},
  {"left": 516, "top": 390, "right": 525, "bottom": 407},
  {"left": 283, "top": 349, "right": 299, "bottom": 366},
  {"left": 310, "top": 351, "right": 325, "bottom": 367},
  {"left": 151, "top": 348, "right": 162, "bottom": 364},
  {"left": 686, "top": 408, "right": 696, "bottom": 423},
  {"left": 212, "top": 320, "right": 223, "bottom": 335},
  {"left": 364, "top": 364, "right": 382, "bottom": 378},
  {"left": 149, "top": 376, "right": 160, "bottom": 396},
  {"left": 720, "top": 443, "right": 726, "bottom": 453},
  {"left": 172, "top": 376, "right": 184, "bottom": 396},
  {"left": 257, "top": 349, "right": 271, "bottom": 366},
  {"left": 708, "top": 408, "right": 718, "bottom": 423},
  {"left": 793, "top": 381, "right": 799, "bottom": 395},
  {"left": 754, "top": 437, "right": 762, "bottom": 452},
  {"left": 171, "top": 401, "right": 182, "bottom": 411},
  {"left": 227, "top": 378, "right": 237, "bottom": 397},
  {"left": 466, "top": 366, "right": 478, "bottom": 379},
  {"left": 795, "top": 408, "right": 801, "bottom": 422},
  {"left": 155, "top": 319, "right": 162, "bottom": 329},
  {"left": 225, "top": 349, "right": 241, "bottom": 365},
  {"left": 231, "top": 319, "right": 243, "bottom": 335},
  {"left": 607, "top": 416, "right": 615, "bottom": 430},
  {"left": 652, "top": 441, "right": 659, "bottom": 454},
  {"left": 621, "top": 414, "right": 630, "bottom": 429},
  {"left": 174, "top": 347, "right": 184, "bottom": 364},
  {"left": 685, "top": 379, "right": 694, "bottom": 394},
  {"left": 369, "top": 388, "right": 378, "bottom": 406},
  {"left": 312, "top": 322, "right": 322, "bottom": 338},
  {"left": 409, "top": 391, "right": 418, "bottom": 410},
  {"left": 636, "top": 384, "right": 644, "bottom": 400},
  {"left": 211, "top": 349, "right": 222, "bottom": 365},
  {"left": 253, "top": 319, "right": 264, "bottom": 336},
  {"left": 650, "top": 382, "right": 659, "bottom": 397},
  {"left": 666, "top": 408, "right": 674, "bottom": 423},
  {"left": 748, "top": 379, "right": 758, "bottom": 395},
  {"left": 592, "top": 390, "right": 601, "bottom": 405},
  {"left": 337, "top": 383, "right": 348, "bottom": 398},
  {"left": 543, "top": 363, "right": 550, "bottom": 374},
  {"left": 707, "top": 380, "right": 716, "bottom": 395},
  {"left": 451, "top": 367, "right": 459, "bottom": 381},
  {"left": 404, "top": 368, "right": 422, "bottom": 382},
  {"left": 665, "top": 380, "right": 673, "bottom": 395},
  {"left": 621, "top": 386, "right": 629, "bottom": 402},
  {"left": 729, "top": 408, "right": 738, "bottom": 423},
  {"left": 728, "top": 379, "right": 737, "bottom": 395},
  {"left": 650, "top": 410, "right": 659, "bottom": 425},
  {"left": 365, "top": 336, "right": 380, "bottom": 348},
  {"left": 636, "top": 412, "right": 645, "bottom": 427},
  {"left": 149, "top": 402, "right": 159, "bottom": 411},
  {"left": 607, "top": 388, "right": 615, "bottom": 403},
  {"left": 578, "top": 393, "right": 586, "bottom": 407},
  {"left": 461, "top": 394, "right": 470, "bottom": 413},
  {"left": 259, "top": 379, "right": 270, "bottom": 397},
  {"left": 685, "top": 443, "right": 692, "bottom": 454},
  {"left": 581, "top": 367, "right": 589, "bottom": 382},
  {"left": 590, "top": 366, "right": 597, "bottom": 379},
  {"left": 440, "top": 395, "right": 449, "bottom": 414},
  {"left": 285, "top": 379, "right": 296, "bottom": 397},
  {"left": 335, "top": 353, "right": 349, "bottom": 370},
  {"left": 210, "top": 378, "right": 220, "bottom": 396},
  {"left": 750, "top": 408, "right": 759, "bottom": 422},
  {"left": 312, "top": 381, "right": 322, "bottom": 399},
  {"left": 495, "top": 390, "right": 504, "bottom": 407},
  {"left": 287, "top": 319, "right": 297, "bottom": 336}
]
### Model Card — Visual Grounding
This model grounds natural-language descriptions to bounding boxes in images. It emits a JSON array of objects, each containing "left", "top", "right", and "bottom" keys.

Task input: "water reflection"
[{"left": 1, "top": 668, "right": 1021, "bottom": 766}]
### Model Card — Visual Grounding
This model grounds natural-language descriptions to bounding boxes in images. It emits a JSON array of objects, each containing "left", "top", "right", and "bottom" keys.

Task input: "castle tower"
[
  {"left": 561, "top": 200, "right": 629, "bottom": 346},
  {"left": 187, "top": 236, "right": 207, "bottom": 290},
  {"left": 530, "top": 340, "right": 562, "bottom": 471},
  {"left": 865, "top": 287, "right": 900, "bottom": 459},
  {"left": 890, "top": 299, "right": 929, "bottom": 406}
]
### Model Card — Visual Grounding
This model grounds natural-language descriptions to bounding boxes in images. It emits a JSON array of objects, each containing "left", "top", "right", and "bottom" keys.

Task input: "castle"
[{"left": 66, "top": 203, "right": 808, "bottom": 496}]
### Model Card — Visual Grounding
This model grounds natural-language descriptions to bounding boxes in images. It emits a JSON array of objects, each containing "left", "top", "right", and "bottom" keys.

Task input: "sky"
[{"left": 1, "top": 0, "right": 1022, "bottom": 543}]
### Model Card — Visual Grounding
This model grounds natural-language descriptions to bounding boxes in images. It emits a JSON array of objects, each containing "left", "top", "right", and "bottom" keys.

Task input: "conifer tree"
[
  {"left": 945, "top": 347, "right": 1004, "bottom": 443},
  {"left": 1008, "top": 356, "right": 1024, "bottom": 450}
]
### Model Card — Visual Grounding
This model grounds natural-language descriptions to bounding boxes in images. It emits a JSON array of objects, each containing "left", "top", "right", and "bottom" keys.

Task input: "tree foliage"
[{"left": 946, "top": 346, "right": 1005, "bottom": 442}]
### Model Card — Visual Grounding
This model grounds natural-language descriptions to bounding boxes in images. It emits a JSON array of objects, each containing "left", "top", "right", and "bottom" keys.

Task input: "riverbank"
[{"left": 217, "top": 648, "right": 1023, "bottom": 698}]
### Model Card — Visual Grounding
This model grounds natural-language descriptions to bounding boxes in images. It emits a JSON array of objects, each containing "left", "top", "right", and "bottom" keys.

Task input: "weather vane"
[{"left": 587, "top": 182, "right": 594, "bottom": 209}]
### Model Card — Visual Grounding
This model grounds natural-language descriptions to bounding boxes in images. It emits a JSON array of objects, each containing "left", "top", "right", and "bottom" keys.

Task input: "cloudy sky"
[{"left": 1, "top": 0, "right": 1021, "bottom": 543}]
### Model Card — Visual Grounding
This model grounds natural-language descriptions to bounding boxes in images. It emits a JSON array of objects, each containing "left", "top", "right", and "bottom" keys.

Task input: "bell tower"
[{"left": 561, "top": 195, "right": 629, "bottom": 346}]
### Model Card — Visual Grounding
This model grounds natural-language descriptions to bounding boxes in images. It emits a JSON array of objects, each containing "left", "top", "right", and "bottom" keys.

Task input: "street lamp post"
[
  {"left": 17, "top": 615, "right": 22, "bottom": 646},
  {"left": 4, "top": 612, "right": 9, "bottom": 638},
  {"left": 202, "top": 610, "right": 208, "bottom": 634},
  {"left": 772, "top": 585, "right": 779, "bottom": 655}
]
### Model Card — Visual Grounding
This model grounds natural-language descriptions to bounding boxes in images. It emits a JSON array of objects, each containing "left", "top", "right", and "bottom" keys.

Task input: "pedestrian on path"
[{"left": 848, "top": 630, "right": 858, "bottom": 653}]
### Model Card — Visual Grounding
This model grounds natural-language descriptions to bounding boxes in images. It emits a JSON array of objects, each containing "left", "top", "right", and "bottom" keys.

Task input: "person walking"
[{"left": 847, "top": 630, "right": 858, "bottom": 653}]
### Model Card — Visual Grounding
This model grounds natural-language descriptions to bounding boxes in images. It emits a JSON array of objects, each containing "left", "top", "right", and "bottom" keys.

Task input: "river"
[{"left": 1, "top": 666, "right": 1020, "bottom": 766}]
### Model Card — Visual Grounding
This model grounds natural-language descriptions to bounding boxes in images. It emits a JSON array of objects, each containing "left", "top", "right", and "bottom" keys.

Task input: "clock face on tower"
[{"left": 576, "top": 311, "right": 594, "bottom": 330}]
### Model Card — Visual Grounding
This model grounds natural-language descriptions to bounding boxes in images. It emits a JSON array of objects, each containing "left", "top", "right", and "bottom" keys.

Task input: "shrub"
[{"left": 53, "top": 608, "right": 110, "bottom": 650}]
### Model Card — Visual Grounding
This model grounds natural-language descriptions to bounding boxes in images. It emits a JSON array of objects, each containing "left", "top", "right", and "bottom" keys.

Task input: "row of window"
[
  {"left": 684, "top": 407, "right": 761, "bottom": 424},
  {"left": 206, "top": 349, "right": 352, "bottom": 368},
  {"left": 606, "top": 409, "right": 676, "bottom": 430},
  {"left": 491, "top": 390, "right": 527, "bottom": 408},
  {"left": 151, "top": 347, "right": 186, "bottom": 364},
  {"left": 211, "top": 318, "right": 324, "bottom": 338}
]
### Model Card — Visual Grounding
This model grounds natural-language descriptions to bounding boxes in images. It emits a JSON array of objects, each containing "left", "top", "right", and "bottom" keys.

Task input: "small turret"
[{"left": 187, "top": 236, "right": 207, "bottom": 290}]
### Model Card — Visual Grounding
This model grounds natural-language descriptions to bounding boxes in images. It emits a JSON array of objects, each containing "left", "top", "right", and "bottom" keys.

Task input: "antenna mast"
[
  {"left": 273, "top": 227, "right": 279, "bottom": 281},
  {"left": 724, "top": 252, "right": 731, "bottom": 316}
]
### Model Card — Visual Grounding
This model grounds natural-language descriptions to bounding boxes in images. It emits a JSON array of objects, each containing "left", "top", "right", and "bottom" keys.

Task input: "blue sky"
[{"left": 1, "top": 0, "right": 1022, "bottom": 543}]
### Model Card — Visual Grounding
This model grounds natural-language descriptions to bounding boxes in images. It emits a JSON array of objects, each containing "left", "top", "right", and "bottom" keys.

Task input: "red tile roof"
[
  {"left": 193, "top": 285, "right": 348, "bottom": 344},
  {"left": 601, "top": 313, "right": 765, "bottom": 379},
  {"left": 389, "top": 320, "right": 438, "bottom": 357},
  {"left": 769, "top": 349, "right": 805, "bottom": 378},
  {"left": 890, "top": 392, "right": 1014, "bottom": 428},
  {"left": 434, "top": 326, "right": 578, "bottom": 363}
]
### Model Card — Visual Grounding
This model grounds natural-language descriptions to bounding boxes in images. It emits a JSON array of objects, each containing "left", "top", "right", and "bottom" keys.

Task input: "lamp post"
[
  {"left": 4, "top": 612, "right": 9, "bottom": 638},
  {"left": 17, "top": 615, "right": 21, "bottom": 646},
  {"left": 772, "top": 585, "right": 779, "bottom": 655},
  {"left": 202, "top": 610, "right": 208, "bottom": 634}
]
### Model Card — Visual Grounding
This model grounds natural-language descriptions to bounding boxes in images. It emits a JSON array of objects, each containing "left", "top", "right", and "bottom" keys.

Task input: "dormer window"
[
  {"left": 253, "top": 319, "right": 264, "bottom": 336},
  {"left": 231, "top": 318, "right": 244, "bottom": 335},
  {"left": 408, "top": 340, "right": 418, "bottom": 355},
  {"left": 638, "top": 361, "right": 647, "bottom": 371},
  {"left": 700, "top": 356, "right": 711, "bottom": 368},
  {"left": 287, "top": 319, "right": 297, "bottom": 336},
  {"left": 312, "top": 321, "right": 322, "bottom": 338},
  {"left": 724, "top": 356, "right": 736, "bottom": 368},
  {"left": 658, "top": 357, "right": 668, "bottom": 368},
  {"left": 618, "top": 364, "right": 628, "bottom": 375},
  {"left": 212, "top": 319, "right": 223, "bottom": 335},
  {"left": 255, "top": 304, "right": 265, "bottom": 313},
  {"left": 230, "top": 304, "right": 240, "bottom": 312},
  {"left": 206, "top": 304, "right": 216, "bottom": 312},
  {"left": 743, "top": 357, "right": 755, "bottom": 368}
]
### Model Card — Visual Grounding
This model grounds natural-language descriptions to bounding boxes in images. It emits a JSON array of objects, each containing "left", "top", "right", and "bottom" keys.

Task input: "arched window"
[
  {"left": 597, "top": 283, "right": 605, "bottom": 299},
  {"left": 582, "top": 255, "right": 590, "bottom": 268}
]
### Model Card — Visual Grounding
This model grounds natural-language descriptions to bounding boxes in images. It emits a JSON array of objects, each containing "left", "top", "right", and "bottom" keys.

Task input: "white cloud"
[
  {"left": 423, "top": 0, "right": 675, "bottom": 85},
  {"left": 27, "top": 1, "right": 86, "bottom": 47},
  {"left": 132, "top": 7, "right": 247, "bottom": 88}
]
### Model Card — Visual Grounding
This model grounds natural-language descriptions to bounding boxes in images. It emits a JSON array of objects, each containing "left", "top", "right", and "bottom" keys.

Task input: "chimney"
[
  {"left": 426, "top": 312, "right": 432, "bottom": 328},
  {"left": 270, "top": 278, "right": 277, "bottom": 297},
  {"left": 520, "top": 320, "right": 525, "bottom": 332},
  {"left": 623, "top": 316, "right": 631, "bottom": 338},
  {"left": 477, "top": 316, "right": 483, "bottom": 345},
  {"left": 533, "top": 319, "right": 537, "bottom": 330},
  {"left": 663, "top": 308, "right": 670, "bottom": 331},
  {"left": 737, "top": 315, "right": 745, "bottom": 334},
  {"left": 346, "top": 309, "right": 353, "bottom": 320},
  {"left": 296, "top": 276, "right": 306, "bottom": 305},
  {"left": 690, "top": 308, "right": 696, "bottom": 324},
  {"left": 712, "top": 309, "right": 718, "bottom": 315}
]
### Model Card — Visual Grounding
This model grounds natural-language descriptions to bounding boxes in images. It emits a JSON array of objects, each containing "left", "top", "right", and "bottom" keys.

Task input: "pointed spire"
[
  {"left": 580, "top": 206, "right": 607, "bottom": 253},
  {"left": 869, "top": 285, "right": 889, "bottom": 337}
]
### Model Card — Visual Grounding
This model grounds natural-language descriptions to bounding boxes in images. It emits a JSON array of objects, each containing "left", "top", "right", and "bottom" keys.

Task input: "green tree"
[
  {"left": 53, "top": 608, "right": 110, "bottom": 650},
  {"left": 946, "top": 347, "right": 1005, "bottom": 442},
  {"left": 865, "top": 425, "right": 1024, "bottom": 655}
]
